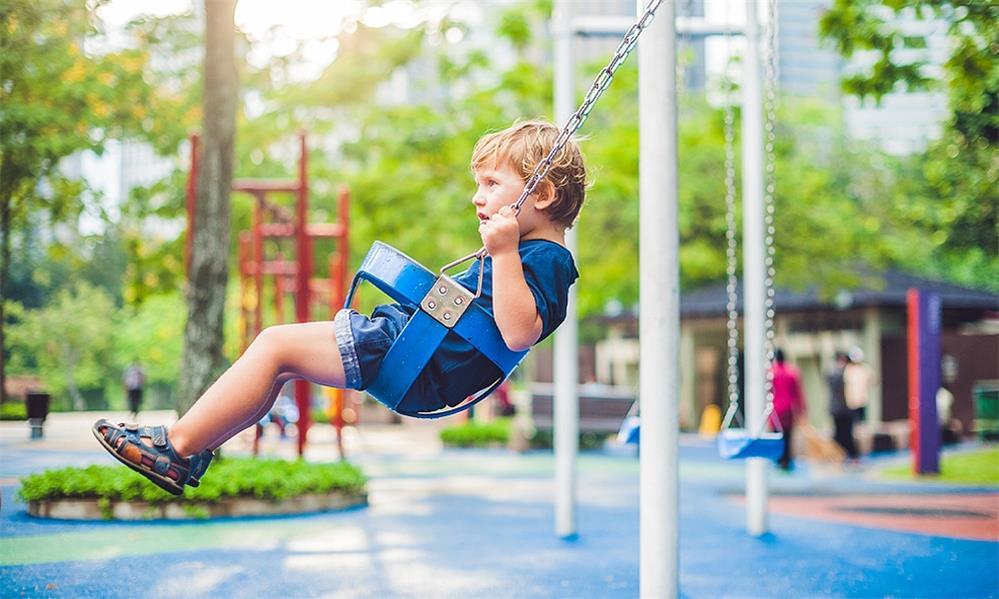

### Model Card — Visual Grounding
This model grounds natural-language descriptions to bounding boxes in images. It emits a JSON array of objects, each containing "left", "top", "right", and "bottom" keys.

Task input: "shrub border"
[{"left": 27, "top": 490, "right": 368, "bottom": 521}]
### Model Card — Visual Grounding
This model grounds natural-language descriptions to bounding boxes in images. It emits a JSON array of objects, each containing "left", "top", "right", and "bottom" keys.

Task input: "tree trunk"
[
  {"left": 177, "top": 0, "right": 238, "bottom": 416},
  {"left": 0, "top": 190, "right": 10, "bottom": 405}
]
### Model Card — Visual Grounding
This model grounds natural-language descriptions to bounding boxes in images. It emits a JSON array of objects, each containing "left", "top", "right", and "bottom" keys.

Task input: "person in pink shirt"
[{"left": 770, "top": 348, "right": 806, "bottom": 471}]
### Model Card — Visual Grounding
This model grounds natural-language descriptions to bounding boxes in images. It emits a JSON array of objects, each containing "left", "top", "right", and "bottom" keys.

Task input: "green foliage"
[
  {"left": 820, "top": 0, "right": 998, "bottom": 291},
  {"left": 6, "top": 282, "right": 116, "bottom": 409},
  {"left": 110, "top": 293, "right": 185, "bottom": 388},
  {"left": 878, "top": 447, "right": 999, "bottom": 485},
  {"left": 0, "top": 401, "right": 27, "bottom": 420},
  {"left": 438, "top": 417, "right": 609, "bottom": 450},
  {"left": 528, "top": 429, "right": 608, "bottom": 451},
  {"left": 17, "top": 456, "right": 368, "bottom": 506},
  {"left": 0, "top": 0, "right": 159, "bottom": 248},
  {"left": 439, "top": 418, "right": 512, "bottom": 447}
]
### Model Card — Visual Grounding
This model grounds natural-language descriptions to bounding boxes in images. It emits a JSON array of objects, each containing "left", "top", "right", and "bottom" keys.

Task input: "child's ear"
[{"left": 532, "top": 180, "right": 556, "bottom": 210}]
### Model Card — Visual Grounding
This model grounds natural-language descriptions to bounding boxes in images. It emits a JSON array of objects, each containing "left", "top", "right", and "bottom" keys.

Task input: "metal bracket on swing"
[
  {"left": 421, "top": 247, "right": 486, "bottom": 327},
  {"left": 421, "top": 275, "right": 475, "bottom": 328}
]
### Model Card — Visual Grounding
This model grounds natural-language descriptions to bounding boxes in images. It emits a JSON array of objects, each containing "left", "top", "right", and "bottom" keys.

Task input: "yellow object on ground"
[{"left": 699, "top": 404, "right": 721, "bottom": 439}]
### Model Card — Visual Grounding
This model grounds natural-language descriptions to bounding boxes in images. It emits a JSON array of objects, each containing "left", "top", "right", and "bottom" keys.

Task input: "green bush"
[
  {"left": 528, "top": 430, "right": 610, "bottom": 451},
  {"left": 439, "top": 418, "right": 511, "bottom": 447},
  {"left": 18, "top": 456, "right": 367, "bottom": 506},
  {"left": 0, "top": 402, "right": 27, "bottom": 421}
]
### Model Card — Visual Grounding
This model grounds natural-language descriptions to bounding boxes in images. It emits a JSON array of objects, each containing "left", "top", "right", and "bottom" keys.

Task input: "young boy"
[{"left": 93, "top": 120, "right": 586, "bottom": 495}]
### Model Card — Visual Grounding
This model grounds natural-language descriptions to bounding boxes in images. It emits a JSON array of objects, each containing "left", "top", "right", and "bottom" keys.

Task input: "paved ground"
[{"left": 1, "top": 411, "right": 997, "bottom": 598}]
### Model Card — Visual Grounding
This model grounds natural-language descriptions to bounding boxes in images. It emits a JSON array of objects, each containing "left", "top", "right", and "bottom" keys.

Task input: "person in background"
[
  {"left": 123, "top": 361, "right": 146, "bottom": 420},
  {"left": 844, "top": 346, "right": 876, "bottom": 423},
  {"left": 770, "top": 348, "right": 806, "bottom": 471},
  {"left": 936, "top": 384, "right": 960, "bottom": 445},
  {"left": 828, "top": 351, "right": 859, "bottom": 463}
]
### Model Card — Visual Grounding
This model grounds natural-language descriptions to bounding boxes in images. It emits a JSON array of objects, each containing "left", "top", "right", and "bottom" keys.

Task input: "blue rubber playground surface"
[{"left": 2, "top": 412, "right": 997, "bottom": 598}]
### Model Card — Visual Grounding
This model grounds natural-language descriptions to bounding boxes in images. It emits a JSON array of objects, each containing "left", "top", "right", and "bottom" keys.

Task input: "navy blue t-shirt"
[{"left": 374, "top": 239, "right": 578, "bottom": 412}]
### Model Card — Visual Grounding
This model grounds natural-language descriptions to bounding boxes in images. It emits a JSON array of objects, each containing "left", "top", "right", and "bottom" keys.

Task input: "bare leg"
[{"left": 168, "top": 322, "right": 346, "bottom": 456}]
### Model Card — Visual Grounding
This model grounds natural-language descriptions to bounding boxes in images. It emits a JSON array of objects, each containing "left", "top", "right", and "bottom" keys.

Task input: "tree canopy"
[{"left": 819, "top": 0, "right": 998, "bottom": 289}]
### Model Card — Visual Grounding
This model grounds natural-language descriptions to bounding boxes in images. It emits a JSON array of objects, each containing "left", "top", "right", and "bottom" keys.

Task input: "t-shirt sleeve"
[{"left": 520, "top": 245, "right": 577, "bottom": 341}]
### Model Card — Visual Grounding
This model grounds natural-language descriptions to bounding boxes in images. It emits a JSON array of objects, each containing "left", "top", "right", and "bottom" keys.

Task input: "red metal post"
[
  {"left": 238, "top": 231, "right": 252, "bottom": 351},
  {"left": 274, "top": 252, "right": 286, "bottom": 323},
  {"left": 336, "top": 186, "right": 351, "bottom": 310},
  {"left": 907, "top": 288, "right": 920, "bottom": 474},
  {"left": 252, "top": 192, "right": 265, "bottom": 339},
  {"left": 185, "top": 134, "right": 200, "bottom": 275},
  {"left": 294, "top": 132, "right": 312, "bottom": 457}
]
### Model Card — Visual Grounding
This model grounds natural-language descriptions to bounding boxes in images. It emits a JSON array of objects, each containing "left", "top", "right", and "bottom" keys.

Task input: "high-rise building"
[{"left": 775, "top": 0, "right": 949, "bottom": 154}]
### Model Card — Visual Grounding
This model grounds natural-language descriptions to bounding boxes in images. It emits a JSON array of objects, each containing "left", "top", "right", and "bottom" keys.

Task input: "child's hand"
[{"left": 479, "top": 205, "right": 520, "bottom": 256}]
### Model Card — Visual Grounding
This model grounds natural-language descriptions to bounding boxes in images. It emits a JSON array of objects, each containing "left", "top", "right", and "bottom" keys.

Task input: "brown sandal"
[{"left": 92, "top": 419, "right": 193, "bottom": 495}]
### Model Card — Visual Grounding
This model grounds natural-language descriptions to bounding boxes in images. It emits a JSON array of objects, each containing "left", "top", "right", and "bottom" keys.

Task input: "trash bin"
[
  {"left": 973, "top": 380, "right": 999, "bottom": 442},
  {"left": 26, "top": 392, "right": 50, "bottom": 440}
]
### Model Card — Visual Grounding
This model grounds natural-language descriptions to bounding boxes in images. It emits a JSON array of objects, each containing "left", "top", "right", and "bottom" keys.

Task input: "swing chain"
[
  {"left": 722, "top": 0, "right": 780, "bottom": 434},
  {"left": 510, "top": 0, "right": 665, "bottom": 215},
  {"left": 762, "top": 0, "right": 779, "bottom": 416},
  {"left": 723, "top": 6, "right": 741, "bottom": 425},
  {"left": 448, "top": 0, "right": 664, "bottom": 276}
]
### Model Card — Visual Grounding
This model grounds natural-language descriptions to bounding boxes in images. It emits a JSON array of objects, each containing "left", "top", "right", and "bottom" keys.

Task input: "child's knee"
[{"left": 249, "top": 325, "right": 294, "bottom": 363}]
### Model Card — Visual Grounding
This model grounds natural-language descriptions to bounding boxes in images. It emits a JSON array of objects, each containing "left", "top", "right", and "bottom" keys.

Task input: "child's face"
[{"left": 471, "top": 160, "right": 526, "bottom": 224}]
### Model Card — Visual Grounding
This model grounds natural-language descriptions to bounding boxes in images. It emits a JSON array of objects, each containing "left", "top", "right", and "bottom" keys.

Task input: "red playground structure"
[{"left": 186, "top": 131, "right": 352, "bottom": 458}]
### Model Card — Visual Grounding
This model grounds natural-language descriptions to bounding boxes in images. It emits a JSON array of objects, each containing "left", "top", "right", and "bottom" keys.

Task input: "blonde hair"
[{"left": 470, "top": 120, "right": 587, "bottom": 228}]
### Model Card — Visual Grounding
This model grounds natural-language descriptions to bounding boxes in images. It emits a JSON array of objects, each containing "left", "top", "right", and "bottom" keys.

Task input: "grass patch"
[
  {"left": 878, "top": 446, "right": 999, "bottom": 485},
  {"left": 18, "top": 456, "right": 368, "bottom": 506},
  {"left": 0, "top": 401, "right": 27, "bottom": 421},
  {"left": 439, "top": 418, "right": 511, "bottom": 447},
  {"left": 439, "top": 418, "right": 610, "bottom": 451}
]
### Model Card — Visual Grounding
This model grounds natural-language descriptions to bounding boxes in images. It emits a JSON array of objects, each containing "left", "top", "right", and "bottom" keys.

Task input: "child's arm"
[{"left": 479, "top": 206, "right": 543, "bottom": 351}]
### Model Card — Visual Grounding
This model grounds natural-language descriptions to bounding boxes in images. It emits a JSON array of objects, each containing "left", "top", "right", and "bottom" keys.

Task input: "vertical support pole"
[
  {"left": 252, "top": 193, "right": 264, "bottom": 338},
  {"left": 742, "top": 0, "right": 770, "bottom": 537},
  {"left": 639, "top": 1, "right": 679, "bottom": 597},
  {"left": 294, "top": 131, "right": 311, "bottom": 457},
  {"left": 274, "top": 253, "right": 285, "bottom": 323},
  {"left": 337, "top": 186, "right": 351, "bottom": 310},
  {"left": 553, "top": 0, "right": 579, "bottom": 540},
  {"left": 238, "top": 231, "right": 252, "bottom": 351},
  {"left": 185, "top": 134, "right": 200, "bottom": 275},
  {"left": 907, "top": 289, "right": 941, "bottom": 474}
]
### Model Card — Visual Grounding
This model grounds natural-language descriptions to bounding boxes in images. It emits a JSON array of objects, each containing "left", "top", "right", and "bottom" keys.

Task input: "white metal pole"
[
  {"left": 639, "top": 0, "right": 679, "bottom": 597},
  {"left": 741, "top": 0, "right": 770, "bottom": 537},
  {"left": 552, "top": 0, "right": 579, "bottom": 540}
]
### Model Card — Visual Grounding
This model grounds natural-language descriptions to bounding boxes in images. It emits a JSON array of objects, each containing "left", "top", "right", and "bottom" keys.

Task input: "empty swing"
[
  {"left": 346, "top": 0, "right": 666, "bottom": 419},
  {"left": 715, "top": 0, "right": 784, "bottom": 461}
]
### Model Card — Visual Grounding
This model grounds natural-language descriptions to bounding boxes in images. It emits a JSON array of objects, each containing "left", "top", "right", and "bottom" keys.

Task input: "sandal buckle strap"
[{"left": 151, "top": 426, "right": 167, "bottom": 448}]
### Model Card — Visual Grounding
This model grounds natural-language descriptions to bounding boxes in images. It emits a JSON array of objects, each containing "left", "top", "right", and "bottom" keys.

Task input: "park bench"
[{"left": 530, "top": 383, "right": 636, "bottom": 434}]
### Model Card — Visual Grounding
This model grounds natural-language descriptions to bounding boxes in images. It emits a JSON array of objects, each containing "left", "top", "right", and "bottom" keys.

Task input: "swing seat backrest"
[
  {"left": 344, "top": 242, "right": 528, "bottom": 418},
  {"left": 716, "top": 429, "right": 785, "bottom": 461}
]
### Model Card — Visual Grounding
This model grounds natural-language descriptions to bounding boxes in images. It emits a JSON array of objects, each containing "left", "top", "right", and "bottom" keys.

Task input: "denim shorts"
[
  {"left": 334, "top": 305, "right": 503, "bottom": 413},
  {"left": 333, "top": 307, "right": 406, "bottom": 391}
]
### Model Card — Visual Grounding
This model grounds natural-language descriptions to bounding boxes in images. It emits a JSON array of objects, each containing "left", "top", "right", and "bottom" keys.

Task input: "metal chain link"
[
  {"left": 723, "top": 0, "right": 779, "bottom": 429},
  {"left": 722, "top": 14, "right": 741, "bottom": 424},
  {"left": 762, "top": 0, "right": 779, "bottom": 414},
  {"left": 511, "top": 0, "right": 665, "bottom": 215},
  {"left": 446, "top": 0, "right": 666, "bottom": 270}
]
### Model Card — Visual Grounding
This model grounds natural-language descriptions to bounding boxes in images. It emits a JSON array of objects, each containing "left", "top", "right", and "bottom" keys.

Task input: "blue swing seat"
[
  {"left": 344, "top": 242, "right": 528, "bottom": 419},
  {"left": 716, "top": 429, "right": 785, "bottom": 460}
]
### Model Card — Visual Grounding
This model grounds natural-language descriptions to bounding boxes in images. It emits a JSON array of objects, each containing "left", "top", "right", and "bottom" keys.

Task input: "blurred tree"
[
  {"left": 6, "top": 282, "right": 116, "bottom": 410},
  {"left": 0, "top": 0, "right": 155, "bottom": 402},
  {"left": 820, "top": 0, "right": 998, "bottom": 290},
  {"left": 177, "top": 0, "right": 239, "bottom": 415},
  {"left": 112, "top": 292, "right": 185, "bottom": 406}
]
